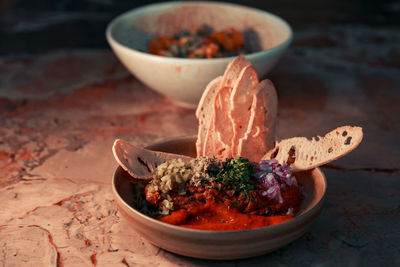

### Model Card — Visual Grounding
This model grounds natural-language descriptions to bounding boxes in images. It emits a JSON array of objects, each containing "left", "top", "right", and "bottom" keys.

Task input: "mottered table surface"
[{"left": 0, "top": 0, "right": 399, "bottom": 266}]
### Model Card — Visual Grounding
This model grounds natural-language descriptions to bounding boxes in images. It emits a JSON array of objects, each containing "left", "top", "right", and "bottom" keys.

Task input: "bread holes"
[
  {"left": 342, "top": 131, "right": 348, "bottom": 137},
  {"left": 345, "top": 136, "right": 352, "bottom": 145},
  {"left": 315, "top": 136, "right": 320, "bottom": 141},
  {"left": 270, "top": 146, "right": 279, "bottom": 159},
  {"left": 260, "top": 126, "right": 363, "bottom": 171},
  {"left": 286, "top": 146, "right": 296, "bottom": 165}
]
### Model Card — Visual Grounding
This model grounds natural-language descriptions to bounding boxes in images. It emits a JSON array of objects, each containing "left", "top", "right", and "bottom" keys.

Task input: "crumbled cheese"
[{"left": 148, "top": 158, "right": 193, "bottom": 194}]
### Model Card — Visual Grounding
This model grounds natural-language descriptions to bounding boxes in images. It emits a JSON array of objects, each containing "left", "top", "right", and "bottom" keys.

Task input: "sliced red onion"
[{"left": 253, "top": 159, "right": 299, "bottom": 201}]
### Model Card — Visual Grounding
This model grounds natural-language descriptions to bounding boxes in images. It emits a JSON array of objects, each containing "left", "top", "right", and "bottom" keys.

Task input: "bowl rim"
[
  {"left": 105, "top": 1, "right": 293, "bottom": 63},
  {"left": 111, "top": 135, "right": 327, "bottom": 235}
]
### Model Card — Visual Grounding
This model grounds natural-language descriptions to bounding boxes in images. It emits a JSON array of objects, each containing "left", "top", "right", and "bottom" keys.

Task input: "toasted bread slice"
[
  {"left": 212, "top": 86, "right": 234, "bottom": 159},
  {"left": 196, "top": 56, "right": 279, "bottom": 161},
  {"left": 229, "top": 65, "right": 259, "bottom": 156},
  {"left": 262, "top": 126, "right": 363, "bottom": 171},
  {"left": 113, "top": 139, "right": 193, "bottom": 179},
  {"left": 196, "top": 56, "right": 250, "bottom": 158},
  {"left": 196, "top": 76, "right": 222, "bottom": 156},
  {"left": 238, "top": 79, "right": 277, "bottom": 162},
  {"left": 221, "top": 56, "right": 251, "bottom": 88}
]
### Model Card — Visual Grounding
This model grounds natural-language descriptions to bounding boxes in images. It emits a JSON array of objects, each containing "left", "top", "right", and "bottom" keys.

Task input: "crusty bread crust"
[
  {"left": 220, "top": 56, "right": 251, "bottom": 89},
  {"left": 196, "top": 76, "right": 222, "bottom": 157},
  {"left": 196, "top": 56, "right": 250, "bottom": 158},
  {"left": 196, "top": 56, "right": 279, "bottom": 162},
  {"left": 262, "top": 126, "right": 363, "bottom": 171},
  {"left": 237, "top": 79, "right": 277, "bottom": 162},
  {"left": 113, "top": 139, "right": 192, "bottom": 179},
  {"left": 229, "top": 65, "right": 259, "bottom": 157}
]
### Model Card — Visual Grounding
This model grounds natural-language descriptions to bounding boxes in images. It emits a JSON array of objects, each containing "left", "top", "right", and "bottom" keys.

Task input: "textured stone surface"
[{"left": 1, "top": 1, "right": 399, "bottom": 266}]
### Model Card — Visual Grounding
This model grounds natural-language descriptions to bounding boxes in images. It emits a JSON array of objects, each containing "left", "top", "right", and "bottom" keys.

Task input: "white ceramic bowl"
[
  {"left": 112, "top": 136, "right": 327, "bottom": 259},
  {"left": 106, "top": 1, "right": 293, "bottom": 108}
]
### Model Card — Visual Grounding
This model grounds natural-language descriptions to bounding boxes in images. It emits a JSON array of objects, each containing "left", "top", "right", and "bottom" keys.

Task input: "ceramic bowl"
[
  {"left": 112, "top": 136, "right": 326, "bottom": 259},
  {"left": 106, "top": 1, "right": 293, "bottom": 108}
]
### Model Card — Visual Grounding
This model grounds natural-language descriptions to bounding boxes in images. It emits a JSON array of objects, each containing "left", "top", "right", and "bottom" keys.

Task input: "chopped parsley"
[{"left": 215, "top": 156, "right": 254, "bottom": 196}]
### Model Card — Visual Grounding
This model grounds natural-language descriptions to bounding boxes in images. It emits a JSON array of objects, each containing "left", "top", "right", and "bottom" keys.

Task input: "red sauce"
[{"left": 158, "top": 199, "right": 294, "bottom": 231}]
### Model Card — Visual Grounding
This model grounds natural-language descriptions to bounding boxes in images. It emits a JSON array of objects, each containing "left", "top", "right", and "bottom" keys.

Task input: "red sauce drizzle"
[{"left": 158, "top": 200, "right": 294, "bottom": 231}]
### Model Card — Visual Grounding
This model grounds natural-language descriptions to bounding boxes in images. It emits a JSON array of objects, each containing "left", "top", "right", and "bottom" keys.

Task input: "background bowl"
[
  {"left": 112, "top": 136, "right": 327, "bottom": 259},
  {"left": 106, "top": 1, "right": 293, "bottom": 108}
]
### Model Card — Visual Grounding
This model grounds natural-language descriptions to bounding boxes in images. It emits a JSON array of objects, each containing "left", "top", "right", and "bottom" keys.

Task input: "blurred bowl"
[
  {"left": 106, "top": 1, "right": 292, "bottom": 108},
  {"left": 112, "top": 136, "right": 326, "bottom": 259}
]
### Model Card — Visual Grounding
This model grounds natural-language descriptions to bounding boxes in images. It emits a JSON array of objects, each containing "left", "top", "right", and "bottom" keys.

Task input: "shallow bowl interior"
[{"left": 112, "top": 136, "right": 326, "bottom": 259}]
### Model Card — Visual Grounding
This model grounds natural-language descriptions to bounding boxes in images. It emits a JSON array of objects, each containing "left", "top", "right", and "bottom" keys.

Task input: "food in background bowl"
[
  {"left": 148, "top": 25, "right": 246, "bottom": 58},
  {"left": 106, "top": 1, "right": 293, "bottom": 107}
]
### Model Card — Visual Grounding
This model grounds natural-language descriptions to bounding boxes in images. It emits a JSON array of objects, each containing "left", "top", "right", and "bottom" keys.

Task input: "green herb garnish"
[{"left": 216, "top": 157, "right": 254, "bottom": 196}]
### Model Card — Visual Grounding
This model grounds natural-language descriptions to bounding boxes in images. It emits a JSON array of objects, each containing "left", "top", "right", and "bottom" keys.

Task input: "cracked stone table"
[{"left": 1, "top": 1, "right": 399, "bottom": 266}]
